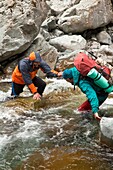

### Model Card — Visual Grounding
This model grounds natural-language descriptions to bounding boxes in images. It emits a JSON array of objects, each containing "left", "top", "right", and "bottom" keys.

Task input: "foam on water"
[
  {"left": 15, "top": 119, "right": 42, "bottom": 139},
  {"left": 0, "top": 78, "right": 73, "bottom": 152},
  {"left": 0, "top": 78, "right": 12, "bottom": 83},
  {"left": 0, "top": 135, "right": 12, "bottom": 151},
  {"left": 0, "top": 89, "right": 11, "bottom": 102},
  {"left": 0, "top": 109, "right": 43, "bottom": 152},
  {"left": 0, "top": 105, "right": 21, "bottom": 120}
]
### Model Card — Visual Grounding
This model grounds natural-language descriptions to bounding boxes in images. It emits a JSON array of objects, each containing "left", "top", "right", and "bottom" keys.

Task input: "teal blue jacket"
[{"left": 71, "top": 67, "right": 108, "bottom": 114}]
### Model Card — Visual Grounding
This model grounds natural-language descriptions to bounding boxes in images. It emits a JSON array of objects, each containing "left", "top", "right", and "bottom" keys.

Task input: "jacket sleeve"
[
  {"left": 40, "top": 60, "right": 58, "bottom": 78},
  {"left": 78, "top": 80, "right": 99, "bottom": 114}
]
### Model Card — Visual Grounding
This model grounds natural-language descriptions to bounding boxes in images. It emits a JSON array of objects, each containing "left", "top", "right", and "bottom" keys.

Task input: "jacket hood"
[
  {"left": 29, "top": 52, "right": 42, "bottom": 63},
  {"left": 63, "top": 69, "right": 73, "bottom": 79},
  {"left": 63, "top": 67, "right": 80, "bottom": 87}
]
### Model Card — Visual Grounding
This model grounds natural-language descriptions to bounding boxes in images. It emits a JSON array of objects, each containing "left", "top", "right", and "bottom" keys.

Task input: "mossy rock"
[{"left": 2, "top": 89, "right": 86, "bottom": 114}]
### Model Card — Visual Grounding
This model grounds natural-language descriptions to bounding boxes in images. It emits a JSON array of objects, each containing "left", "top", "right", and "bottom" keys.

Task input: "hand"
[
  {"left": 33, "top": 93, "right": 41, "bottom": 100},
  {"left": 57, "top": 72, "right": 63, "bottom": 77},
  {"left": 94, "top": 112, "right": 101, "bottom": 121}
]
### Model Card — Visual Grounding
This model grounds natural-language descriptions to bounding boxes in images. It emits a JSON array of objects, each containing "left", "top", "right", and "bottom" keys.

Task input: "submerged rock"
[{"left": 2, "top": 88, "right": 84, "bottom": 114}]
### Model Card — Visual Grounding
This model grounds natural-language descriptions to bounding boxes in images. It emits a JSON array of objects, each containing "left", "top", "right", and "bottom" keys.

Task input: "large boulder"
[
  {"left": 49, "top": 35, "right": 86, "bottom": 52},
  {"left": 58, "top": 0, "right": 113, "bottom": 33},
  {"left": 0, "top": 0, "right": 49, "bottom": 62}
]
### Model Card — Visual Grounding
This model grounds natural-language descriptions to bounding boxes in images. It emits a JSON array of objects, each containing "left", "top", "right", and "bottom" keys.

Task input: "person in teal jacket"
[{"left": 60, "top": 67, "right": 108, "bottom": 121}]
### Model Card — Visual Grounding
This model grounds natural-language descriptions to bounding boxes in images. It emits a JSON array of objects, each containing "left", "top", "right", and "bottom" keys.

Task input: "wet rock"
[
  {"left": 100, "top": 117, "right": 113, "bottom": 148},
  {"left": 2, "top": 85, "right": 83, "bottom": 113}
]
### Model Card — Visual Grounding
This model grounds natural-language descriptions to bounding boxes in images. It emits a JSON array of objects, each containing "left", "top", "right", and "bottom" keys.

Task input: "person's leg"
[
  {"left": 32, "top": 76, "right": 46, "bottom": 96},
  {"left": 11, "top": 82, "right": 25, "bottom": 96},
  {"left": 78, "top": 92, "right": 108, "bottom": 112},
  {"left": 78, "top": 100, "right": 92, "bottom": 111}
]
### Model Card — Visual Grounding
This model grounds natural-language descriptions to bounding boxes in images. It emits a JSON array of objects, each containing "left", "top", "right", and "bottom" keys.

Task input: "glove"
[
  {"left": 94, "top": 112, "right": 101, "bottom": 121},
  {"left": 46, "top": 72, "right": 57, "bottom": 78},
  {"left": 46, "top": 70, "right": 64, "bottom": 78},
  {"left": 33, "top": 93, "right": 41, "bottom": 100}
]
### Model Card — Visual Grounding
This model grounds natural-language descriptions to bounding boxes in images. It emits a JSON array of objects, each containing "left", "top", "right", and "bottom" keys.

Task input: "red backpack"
[{"left": 74, "top": 52, "right": 111, "bottom": 80}]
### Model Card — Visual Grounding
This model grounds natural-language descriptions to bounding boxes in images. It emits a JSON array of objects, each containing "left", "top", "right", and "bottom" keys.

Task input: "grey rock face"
[
  {"left": 0, "top": 0, "right": 49, "bottom": 62},
  {"left": 58, "top": 0, "right": 113, "bottom": 33},
  {"left": 46, "top": 0, "right": 80, "bottom": 15}
]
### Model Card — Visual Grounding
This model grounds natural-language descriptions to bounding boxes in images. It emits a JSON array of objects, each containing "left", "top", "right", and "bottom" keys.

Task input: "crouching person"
[
  {"left": 11, "top": 52, "right": 59, "bottom": 100},
  {"left": 60, "top": 67, "right": 108, "bottom": 121}
]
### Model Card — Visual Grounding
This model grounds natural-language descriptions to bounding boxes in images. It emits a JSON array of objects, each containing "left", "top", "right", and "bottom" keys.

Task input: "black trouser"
[{"left": 11, "top": 76, "right": 46, "bottom": 96}]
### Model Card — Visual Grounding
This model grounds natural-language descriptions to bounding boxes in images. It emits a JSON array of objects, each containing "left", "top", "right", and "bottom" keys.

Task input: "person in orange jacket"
[{"left": 11, "top": 51, "right": 60, "bottom": 100}]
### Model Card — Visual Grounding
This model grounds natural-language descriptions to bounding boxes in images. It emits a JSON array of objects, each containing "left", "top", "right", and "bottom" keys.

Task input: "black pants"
[{"left": 11, "top": 76, "right": 46, "bottom": 96}]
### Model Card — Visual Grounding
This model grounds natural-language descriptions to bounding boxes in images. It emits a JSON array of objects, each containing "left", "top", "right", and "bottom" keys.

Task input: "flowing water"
[{"left": 0, "top": 79, "right": 113, "bottom": 170}]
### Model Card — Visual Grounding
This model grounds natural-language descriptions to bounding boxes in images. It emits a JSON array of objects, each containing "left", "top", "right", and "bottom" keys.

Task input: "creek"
[{"left": 0, "top": 78, "right": 113, "bottom": 170}]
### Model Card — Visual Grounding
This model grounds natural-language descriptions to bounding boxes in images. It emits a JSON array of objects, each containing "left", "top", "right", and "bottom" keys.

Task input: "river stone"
[
  {"left": 49, "top": 35, "right": 86, "bottom": 52},
  {"left": 96, "top": 31, "right": 112, "bottom": 45},
  {"left": 100, "top": 117, "right": 113, "bottom": 148}
]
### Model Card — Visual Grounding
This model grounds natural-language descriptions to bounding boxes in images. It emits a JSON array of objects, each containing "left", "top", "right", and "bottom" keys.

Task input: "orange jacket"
[{"left": 12, "top": 65, "right": 37, "bottom": 85}]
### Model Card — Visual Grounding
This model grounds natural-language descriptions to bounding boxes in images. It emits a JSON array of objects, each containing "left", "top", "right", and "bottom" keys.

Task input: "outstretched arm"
[
  {"left": 79, "top": 80, "right": 101, "bottom": 120},
  {"left": 40, "top": 60, "right": 61, "bottom": 78}
]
